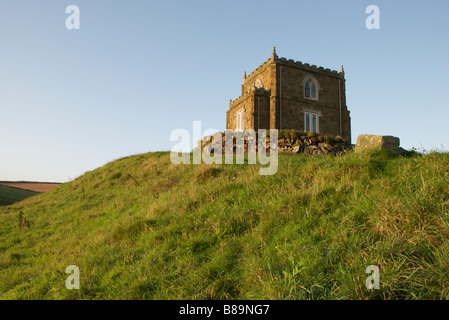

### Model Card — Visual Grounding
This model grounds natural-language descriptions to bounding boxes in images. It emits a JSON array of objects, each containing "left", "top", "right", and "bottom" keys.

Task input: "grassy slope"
[
  {"left": 0, "top": 151, "right": 448, "bottom": 299},
  {"left": 0, "top": 185, "right": 39, "bottom": 206}
]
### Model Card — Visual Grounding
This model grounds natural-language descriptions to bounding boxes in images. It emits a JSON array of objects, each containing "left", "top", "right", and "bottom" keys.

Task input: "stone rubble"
[{"left": 200, "top": 131, "right": 354, "bottom": 156}]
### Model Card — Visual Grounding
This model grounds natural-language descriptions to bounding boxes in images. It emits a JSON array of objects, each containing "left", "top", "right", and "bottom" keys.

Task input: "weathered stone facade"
[{"left": 226, "top": 48, "right": 352, "bottom": 143}]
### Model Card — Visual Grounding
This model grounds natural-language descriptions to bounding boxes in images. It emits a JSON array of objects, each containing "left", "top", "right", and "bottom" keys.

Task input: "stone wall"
[
  {"left": 202, "top": 132, "right": 409, "bottom": 157},
  {"left": 201, "top": 130, "right": 353, "bottom": 156}
]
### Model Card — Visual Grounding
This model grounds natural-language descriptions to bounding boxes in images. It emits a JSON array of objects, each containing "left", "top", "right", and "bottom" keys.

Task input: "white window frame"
[
  {"left": 304, "top": 111, "right": 319, "bottom": 133},
  {"left": 236, "top": 110, "right": 244, "bottom": 132}
]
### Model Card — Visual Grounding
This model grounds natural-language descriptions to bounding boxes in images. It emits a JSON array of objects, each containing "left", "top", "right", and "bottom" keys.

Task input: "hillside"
[{"left": 0, "top": 150, "right": 448, "bottom": 299}]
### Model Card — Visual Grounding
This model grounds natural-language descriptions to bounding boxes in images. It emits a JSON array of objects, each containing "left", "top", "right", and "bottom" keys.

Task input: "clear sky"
[{"left": 1, "top": 0, "right": 448, "bottom": 182}]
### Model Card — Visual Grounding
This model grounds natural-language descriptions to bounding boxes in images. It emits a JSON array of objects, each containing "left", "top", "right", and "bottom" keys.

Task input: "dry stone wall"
[{"left": 201, "top": 130, "right": 353, "bottom": 156}]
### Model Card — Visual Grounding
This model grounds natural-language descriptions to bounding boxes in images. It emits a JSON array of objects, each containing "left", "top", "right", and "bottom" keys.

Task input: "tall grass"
[{"left": 0, "top": 150, "right": 448, "bottom": 299}]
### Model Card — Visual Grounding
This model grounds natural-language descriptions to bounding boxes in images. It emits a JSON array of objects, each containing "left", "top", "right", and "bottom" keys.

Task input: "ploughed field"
[{"left": 0, "top": 182, "right": 61, "bottom": 206}]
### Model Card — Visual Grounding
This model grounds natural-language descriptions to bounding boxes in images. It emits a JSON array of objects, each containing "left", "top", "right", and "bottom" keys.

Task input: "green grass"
[
  {"left": 0, "top": 185, "right": 39, "bottom": 207},
  {"left": 0, "top": 150, "right": 448, "bottom": 299}
]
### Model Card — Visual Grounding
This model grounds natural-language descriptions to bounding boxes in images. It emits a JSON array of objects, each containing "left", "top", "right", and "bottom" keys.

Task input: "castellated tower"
[{"left": 226, "top": 47, "right": 351, "bottom": 143}]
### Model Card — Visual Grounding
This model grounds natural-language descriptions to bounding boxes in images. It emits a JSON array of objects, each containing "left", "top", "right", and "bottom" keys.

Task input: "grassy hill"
[
  {"left": 0, "top": 150, "right": 448, "bottom": 299},
  {"left": 0, "top": 184, "right": 40, "bottom": 207}
]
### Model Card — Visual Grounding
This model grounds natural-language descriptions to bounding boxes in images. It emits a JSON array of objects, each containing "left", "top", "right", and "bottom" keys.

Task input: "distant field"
[
  {"left": 0, "top": 184, "right": 40, "bottom": 206},
  {"left": 0, "top": 181, "right": 61, "bottom": 206},
  {"left": 0, "top": 181, "right": 61, "bottom": 193}
]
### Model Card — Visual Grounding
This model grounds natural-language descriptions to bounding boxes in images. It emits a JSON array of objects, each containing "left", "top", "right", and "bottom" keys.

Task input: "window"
[
  {"left": 304, "top": 77, "right": 318, "bottom": 100},
  {"left": 236, "top": 110, "right": 244, "bottom": 131},
  {"left": 305, "top": 112, "right": 319, "bottom": 133}
]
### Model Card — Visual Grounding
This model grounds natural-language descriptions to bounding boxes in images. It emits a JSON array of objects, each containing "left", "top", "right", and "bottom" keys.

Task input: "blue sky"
[{"left": 1, "top": 0, "right": 448, "bottom": 182}]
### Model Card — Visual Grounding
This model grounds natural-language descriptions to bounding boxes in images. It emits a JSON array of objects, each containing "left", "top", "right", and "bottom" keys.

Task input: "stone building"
[{"left": 226, "top": 48, "right": 351, "bottom": 143}]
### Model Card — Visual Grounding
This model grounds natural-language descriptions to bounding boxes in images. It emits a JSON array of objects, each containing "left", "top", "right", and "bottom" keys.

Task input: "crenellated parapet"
[
  {"left": 240, "top": 47, "right": 344, "bottom": 90},
  {"left": 242, "top": 57, "right": 275, "bottom": 85},
  {"left": 229, "top": 87, "right": 270, "bottom": 111},
  {"left": 275, "top": 56, "right": 344, "bottom": 79}
]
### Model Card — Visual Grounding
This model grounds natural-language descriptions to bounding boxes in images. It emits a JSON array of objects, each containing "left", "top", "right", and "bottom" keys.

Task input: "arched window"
[{"left": 304, "top": 77, "right": 318, "bottom": 100}]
